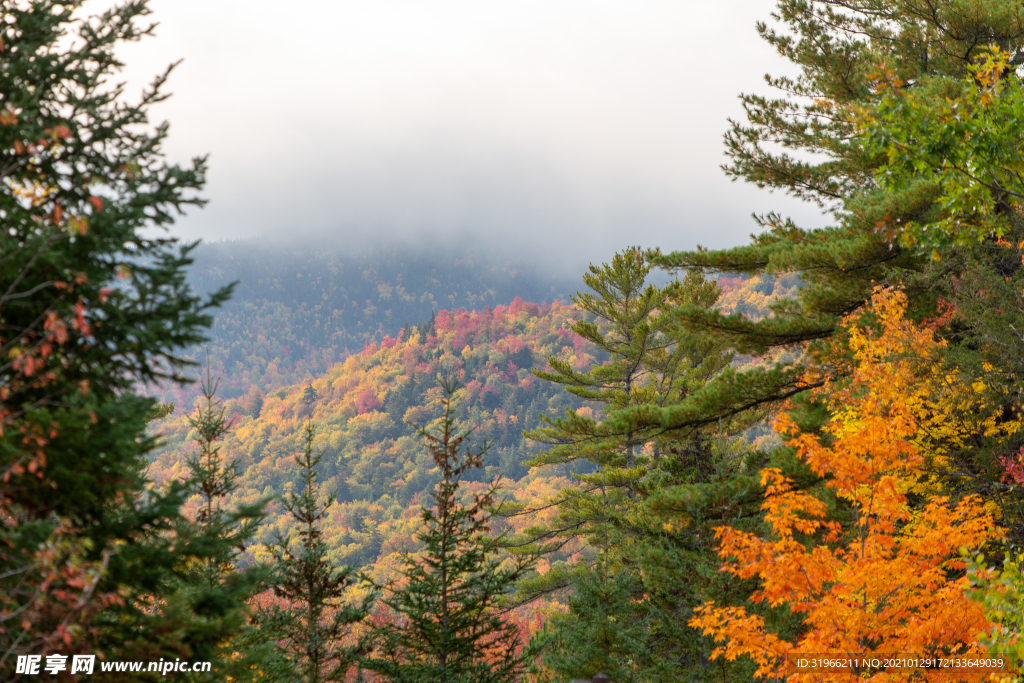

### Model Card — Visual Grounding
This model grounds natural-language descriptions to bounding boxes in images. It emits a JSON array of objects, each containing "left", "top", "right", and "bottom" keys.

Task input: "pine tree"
[
  {"left": 516, "top": 249, "right": 731, "bottom": 578},
  {"left": 0, "top": 0, "right": 238, "bottom": 669},
  {"left": 628, "top": 0, "right": 1024, "bottom": 565},
  {"left": 254, "top": 421, "right": 372, "bottom": 683},
  {"left": 515, "top": 252, "right": 768, "bottom": 682},
  {"left": 636, "top": 0, "right": 1024, "bottom": 434},
  {"left": 530, "top": 249, "right": 728, "bottom": 474},
  {"left": 362, "top": 378, "right": 539, "bottom": 683},
  {"left": 589, "top": 7, "right": 1024, "bottom": 677}
]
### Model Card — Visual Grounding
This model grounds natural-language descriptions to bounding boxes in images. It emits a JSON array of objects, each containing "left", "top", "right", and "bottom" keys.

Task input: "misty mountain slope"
[
  {"left": 149, "top": 300, "right": 595, "bottom": 574},
  {"left": 155, "top": 239, "right": 799, "bottom": 410},
  {"left": 157, "top": 240, "right": 583, "bottom": 405}
]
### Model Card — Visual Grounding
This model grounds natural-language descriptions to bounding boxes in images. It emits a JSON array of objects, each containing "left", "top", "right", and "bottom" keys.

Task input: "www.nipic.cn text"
[{"left": 14, "top": 654, "right": 212, "bottom": 676}]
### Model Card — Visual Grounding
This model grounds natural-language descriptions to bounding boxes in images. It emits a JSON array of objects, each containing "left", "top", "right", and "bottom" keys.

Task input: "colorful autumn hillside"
[
  {"left": 152, "top": 242, "right": 584, "bottom": 409},
  {"left": 17, "top": 3, "right": 1024, "bottom": 681},
  {"left": 149, "top": 299, "right": 596, "bottom": 578},
  {"left": 716, "top": 272, "right": 801, "bottom": 319},
  {"left": 155, "top": 237, "right": 798, "bottom": 414}
]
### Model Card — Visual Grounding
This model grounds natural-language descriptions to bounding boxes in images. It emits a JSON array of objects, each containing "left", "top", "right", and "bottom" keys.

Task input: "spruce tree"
[
  {"left": 185, "top": 358, "right": 260, "bottom": 580},
  {"left": 362, "top": 378, "right": 539, "bottom": 683},
  {"left": 0, "top": 0, "right": 240, "bottom": 671},
  {"left": 254, "top": 421, "right": 372, "bottom": 683},
  {"left": 178, "top": 358, "right": 269, "bottom": 680},
  {"left": 536, "top": 561, "right": 661, "bottom": 683}
]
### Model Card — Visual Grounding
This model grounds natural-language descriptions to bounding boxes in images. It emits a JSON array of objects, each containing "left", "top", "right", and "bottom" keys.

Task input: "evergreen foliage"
[
  {"left": 516, "top": 252, "right": 780, "bottom": 681},
  {"left": 185, "top": 359, "right": 262, "bottom": 579},
  {"left": 254, "top": 421, "right": 373, "bottom": 683},
  {"left": 518, "top": 250, "right": 730, "bottom": 582},
  {"left": 615, "top": 5, "right": 1024, "bottom": 678},
  {"left": 638, "top": 0, "right": 1024, "bottom": 569},
  {"left": 530, "top": 249, "right": 730, "bottom": 474},
  {"left": 363, "top": 378, "right": 538, "bottom": 683},
  {"left": 0, "top": 0, "right": 237, "bottom": 672},
  {"left": 178, "top": 358, "right": 270, "bottom": 681},
  {"left": 644, "top": 0, "right": 1024, "bottom": 432}
]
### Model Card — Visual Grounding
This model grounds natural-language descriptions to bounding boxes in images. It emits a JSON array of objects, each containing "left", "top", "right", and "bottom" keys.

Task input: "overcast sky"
[{"left": 110, "top": 0, "right": 826, "bottom": 265}]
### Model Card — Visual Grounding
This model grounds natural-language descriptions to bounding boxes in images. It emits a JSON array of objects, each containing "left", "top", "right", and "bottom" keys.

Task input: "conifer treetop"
[{"left": 364, "top": 376, "right": 538, "bottom": 683}]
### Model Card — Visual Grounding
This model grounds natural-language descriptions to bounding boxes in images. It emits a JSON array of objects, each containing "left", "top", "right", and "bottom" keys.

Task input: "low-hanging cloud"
[{"left": 109, "top": 0, "right": 827, "bottom": 269}]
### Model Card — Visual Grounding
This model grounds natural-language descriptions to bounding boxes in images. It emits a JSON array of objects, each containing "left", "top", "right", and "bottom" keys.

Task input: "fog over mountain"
[{"left": 104, "top": 0, "right": 827, "bottom": 269}]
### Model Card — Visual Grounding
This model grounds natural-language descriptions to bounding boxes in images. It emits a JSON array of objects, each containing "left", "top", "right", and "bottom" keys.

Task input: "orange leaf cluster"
[{"left": 690, "top": 288, "right": 1001, "bottom": 682}]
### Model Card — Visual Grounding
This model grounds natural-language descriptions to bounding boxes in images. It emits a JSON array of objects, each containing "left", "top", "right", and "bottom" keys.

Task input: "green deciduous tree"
[
  {"left": 860, "top": 47, "right": 1024, "bottom": 250},
  {"left": 363, "top": 378, "right": 538, "bottom": 683},
  {"left": 968, "top": 551, "right": 1024, "bottom": 670}
]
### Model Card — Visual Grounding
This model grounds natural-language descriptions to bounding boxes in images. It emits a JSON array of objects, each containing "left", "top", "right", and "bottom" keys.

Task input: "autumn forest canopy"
[{"left": 8, "top": 1, "right": 1024, "bottom": 682}]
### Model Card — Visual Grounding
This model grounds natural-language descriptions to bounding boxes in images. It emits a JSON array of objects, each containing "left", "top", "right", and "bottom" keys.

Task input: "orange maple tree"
[{"left": 690, "top": 288, "right": 1002, "bottom": 681}]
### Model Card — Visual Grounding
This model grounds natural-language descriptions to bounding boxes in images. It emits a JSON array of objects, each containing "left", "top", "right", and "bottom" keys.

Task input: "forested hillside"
[
  {"left": 155, "top": 241, "right": 582, "bottom": 406},
  {"left": 146, "top": 270, "right": 796, "bottom": 642},
  {"left": 157, "top": 239, "right": 795, "bottom": 410},
  {"left": 715, "top": 272, "right": 800, "bottom": 319},
  {"left": 150, "top": 299, "right": 595, "bottom": 579}
]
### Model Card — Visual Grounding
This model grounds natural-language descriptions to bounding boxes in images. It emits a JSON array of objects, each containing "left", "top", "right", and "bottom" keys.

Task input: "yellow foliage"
[{"left": 690, "top": 288, "right": 1002, "bottom": 681}]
